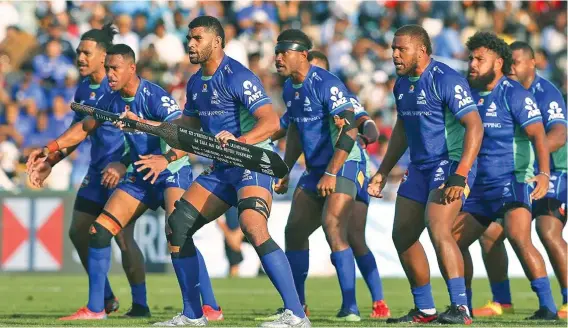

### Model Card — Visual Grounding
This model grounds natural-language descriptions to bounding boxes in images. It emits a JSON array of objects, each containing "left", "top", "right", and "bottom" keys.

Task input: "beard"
[
  {"left": 396, "top": 56, "right": 419, "bottom": 76},
  {"left": 468, "top": 69, "right": 496, "bottom": 90},
  {"left": 190, "top": 42, "right": 213, "bottom": 64}
]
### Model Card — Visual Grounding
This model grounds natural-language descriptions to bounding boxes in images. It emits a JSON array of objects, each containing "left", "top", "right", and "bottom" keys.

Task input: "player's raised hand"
[
  {"left": 28, "top": 161, "right": 52, "bottom": 188},
  {"left": 368, "top": 172, "right": 387, "bottom": 198},
  {"left": 439, "top": 174, "right": 466, "bottom": 204},
  {"left": 26, "top": 148, "right": 47, "bottom": 174},
  {"left": 101, "top": 162, "right": 127, "bottom": 189},
  {"left": 317, "top": 172, "right": 336, "bottom": 197},
  {"left": 215, "top": 130, "right": 237, "bottom": 147},
  {"left": 134, "top": 154, "right": 168, "bottom": 184},
  {"left": 274, "top": 174, "right": 290, "bottom": 194},
  {"left": 528, "top": 172, "right": 550, "bottom": 201}
]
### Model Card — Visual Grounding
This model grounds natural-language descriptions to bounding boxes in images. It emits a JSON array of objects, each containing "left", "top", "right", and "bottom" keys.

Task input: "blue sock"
[
  {"left": 562, "top": 288, "right": 567, "bottom": 305},
  {"left": 196, "top": 248, "right": 219, "bottom": 310},
  {"left": 531, "top": 277, "right": 557, "bottom": 313},
  {"left": 466, "top": 288, "right": 473, "bottom": 311},
  {"left": 87, "top": 247, "right": 111, "bottom": 313},
  {"left": 330, "top": 248, "right": 358, "bottom": 314},
  {"left": 261, "top": 248, "right": 305, "bottom": 318},
  {"left": 104, "top": 278, "right": 114, "bottom": 300},
  {"left": 130, "top": 283, "right": 147, "bottom": 308},
  {"left": 172, "top": 256, "right": 203, "bottom": 319},
  {"left": 447, "top": 277, "right": 467, "bottom": 306},
  {"left": 411, "top": 283, "right": 435, "bottom": 310},
  {"left": 491, "top": 280, "right": 512, "bottom": 304},
  {"left": 285, "top": 250, "right": 309, "bottom": 305},
  {"left": 355, "top": 251, "right": 384, "bottom": 302}
]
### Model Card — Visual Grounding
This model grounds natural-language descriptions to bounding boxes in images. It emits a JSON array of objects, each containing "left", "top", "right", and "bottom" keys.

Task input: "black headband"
[{"left": 275, "top": 41, "right": 310, "bottom": 53}]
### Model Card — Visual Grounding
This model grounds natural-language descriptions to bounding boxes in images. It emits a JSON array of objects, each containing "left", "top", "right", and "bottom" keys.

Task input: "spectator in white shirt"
[
  {"left": 140, "top": 18, "right": 185, "bottom": 67},
  {"left": 114, "top": 15, "right": 140, "bottom": 61},
  {"left": 224, "top": 23, "right": 249, "bottom": 68}
]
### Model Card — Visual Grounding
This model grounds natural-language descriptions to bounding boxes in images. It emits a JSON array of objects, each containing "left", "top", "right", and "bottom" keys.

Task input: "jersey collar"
[
  {"left": 529, "top": 74, "right": 541, "bottom": 93},
  {"left": 201, "top": 55, "right": 229, "bottom": 80}
]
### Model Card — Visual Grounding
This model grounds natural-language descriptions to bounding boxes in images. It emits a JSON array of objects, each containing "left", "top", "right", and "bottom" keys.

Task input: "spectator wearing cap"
[
  {"left": 114, "top": 15, "right": 140, "bottom": 61},
  {"left": 37, "top": 17, "right": 76, "bottom": 60},
  {"left": 238, "top": 11, "right": 276, "bottom": 71},
  {"left": 32, "top": 38, "right": 74, "bottom": 88},
  {"left": 237, "top": 0, "right": 279, "bottom": 35},
  {"left": 140, "top": 18, "right": 185, "bottom": 68}
]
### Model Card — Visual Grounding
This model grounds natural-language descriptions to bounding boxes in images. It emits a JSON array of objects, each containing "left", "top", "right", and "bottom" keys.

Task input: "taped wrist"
[
  {"left": 163, "top": 149, "right": 178, "bottom": 163},
  {"left": 334, "top": 110, "right": 356, "bottom": 152},
  {"left": 445, "top": 174, "right": 466, "bottom": 188},
  {"left": 46, "top": 151, "right": 64, "bottom": 166}
]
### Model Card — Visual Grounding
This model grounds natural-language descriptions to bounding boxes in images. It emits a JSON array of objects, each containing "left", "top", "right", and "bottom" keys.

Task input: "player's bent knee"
[
  {"left": 237, "top": 197, "right": 270, "bottom": 220},
  {"left": 254, "top": 238, "right": 280, "bottom": 256},
  {"left": 168, "top": 199, "right": 204, "bottom": 258},
  {"left": 89, "top": 211, "right": 123, "bottom": 248}
]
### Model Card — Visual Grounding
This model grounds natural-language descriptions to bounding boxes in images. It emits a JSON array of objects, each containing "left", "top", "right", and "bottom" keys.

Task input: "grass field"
[{"left": 0, "top": 274, "right": 565, "bottom": 327}]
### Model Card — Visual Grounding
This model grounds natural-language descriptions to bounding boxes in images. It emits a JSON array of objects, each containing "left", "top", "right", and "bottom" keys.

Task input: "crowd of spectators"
[{"left": 0, "top": 0, "right": 566, "bottom": 200}]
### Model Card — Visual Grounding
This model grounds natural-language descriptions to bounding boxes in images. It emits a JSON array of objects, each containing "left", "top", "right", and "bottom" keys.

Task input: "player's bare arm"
[
  {"left": 356, "top": 114, "right": 379, "bottom": 145},
  {"left": 524, "top": 122, "right": 551, "bottom": 200},
  {"left": 271, "top": 127, "right": 287, "bottom": 142},
  {"left": 442, "top": 110, "right": 483, "bottom": 203},
  {"left": 275, "top": 122, "right": 302, "bottom": 195},
  {"left": 546, "top": 123, "right": 566, "bottom": 152},
  {"left": 317, "top": 108, "right": 358, "bottom": 197},
  {"left": 368, "top": 119, "right": 408, "bottom": 198},
  {"left": 216, "top": 104, "right": 279, "bottom": 146}
]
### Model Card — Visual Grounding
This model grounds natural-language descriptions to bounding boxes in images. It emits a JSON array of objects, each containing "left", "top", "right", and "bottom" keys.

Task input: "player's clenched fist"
[
  {"left": 317, "top": 172, "right": 336, "bottom": 197},
  {"left": 215, "top": 130, "right": 238, "bottom": 147},
  {"left": 368, "top": 172, "right": 387, "bottom": 198},
  {"left": 274, "top": 174, "right": 290, "bottom": 194}
]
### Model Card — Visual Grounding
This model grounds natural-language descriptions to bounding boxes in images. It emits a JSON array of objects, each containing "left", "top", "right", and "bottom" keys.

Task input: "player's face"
[
  {"left": 105, "top": 54, "right": 135, "bottom": 91},
  {"left": 509, "top": 49, "right": 535, "bottom": 86},
  {"left": 275, "top": 49, "right": 305, "bottom": 77},
  {"left": 468, "top": 47, "right": 502, "bottom": 90},
  {"left": 187, "top": 27, "right": 220, "bottom": 64},
  {"left": 76, "top": 40, "right": 105, "bottom": 77},
  {"left": 391, "top": 35, "right": 422, "bottom": 76}
]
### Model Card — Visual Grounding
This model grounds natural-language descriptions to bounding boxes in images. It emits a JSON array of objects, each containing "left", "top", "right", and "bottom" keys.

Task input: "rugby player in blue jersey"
[
  {"left": 273, "top": 29, "right": 371, "bottom": 322},
  {"left": 470, "top": 40, "right": 566, "bottom": 319},
  {"left": 26, "top": 26, "right": 148, "bottom": 318},
  {"left": 133, "top": 17, "right": 308, "bottom": 327},
  {"left": 367, "top": 25, "right": 483, "bottom": 324},
  {"left": 267, "top": 50, "right": 390, "bottom": 320},
  {"left": 38, "top": 44, "right": 219, "bottom": 321}
]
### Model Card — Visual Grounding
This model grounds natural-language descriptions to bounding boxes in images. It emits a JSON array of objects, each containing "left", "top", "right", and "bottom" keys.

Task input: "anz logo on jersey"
[
  {"left": 161, "top": 96, "right": 181, "bottom": 114},
  {"left": 524, "top": 97, "right": 541, "bottom": 118},
  {"left": 243, "top": 80, "right": 263, "bottom": 103},
  {"left": 548, "top": 101, "right": 565, "bottom": 120},
  {"left": 454, "top": 85, "right": 473, "bottom": 108},
  {"left": 330, "top": 86, "right": 347, "bottom": 110}
]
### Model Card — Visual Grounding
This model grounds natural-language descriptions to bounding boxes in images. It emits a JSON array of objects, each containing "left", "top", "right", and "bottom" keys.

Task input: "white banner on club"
[{"left": 194, "top": 200, "right": 568, "bottom": 278}]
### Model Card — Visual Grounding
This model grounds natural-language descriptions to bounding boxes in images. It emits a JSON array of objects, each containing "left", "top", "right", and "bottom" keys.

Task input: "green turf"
[{"left": 0, "top": 274, "right": 565, "bottom": 326}]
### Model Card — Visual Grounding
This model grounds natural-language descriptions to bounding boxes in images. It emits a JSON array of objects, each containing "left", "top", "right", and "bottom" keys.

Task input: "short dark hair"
[
  {"left": 107, "top": 44, "right": 136, "bottom": 63},
  {"left": 81, "top": 23, "right": 117, "bottom": 52},
  {"left": 277, "top": 29, "right": 313, "bottom": 50},
  {"left": 188, "top": 16, "right": 225, "bottom": 48},
  {"left": 307, "top": 50, "right": 329, "bottom": 70},
  {"left": 466, "top": 32, "right": 512, "bottom": 74},
  {"left": 394, "top": 25, "right": 432, "bottom": 55},
  {"left": 509, "top": 41, "right": 535, "bottom": 59}
]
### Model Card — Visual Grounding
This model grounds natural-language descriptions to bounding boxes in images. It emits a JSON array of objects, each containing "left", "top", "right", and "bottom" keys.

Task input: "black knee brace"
[
  {"left": 89, "top": 221, "right": 114, "bottom": 248},
  {"left": 237, "top": 197, "right": 270, "bottom": 219},
  {"left": 167, "top": 198, "right": 206, "bottom": 258},
  {"left": 254, "top": 238, "right": 280, "bottom": 256}
]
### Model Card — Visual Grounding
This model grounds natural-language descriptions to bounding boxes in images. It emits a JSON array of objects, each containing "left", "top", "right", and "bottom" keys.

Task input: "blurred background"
[{"left": 0, "top": 0, "right": 566, "bottom": 200}]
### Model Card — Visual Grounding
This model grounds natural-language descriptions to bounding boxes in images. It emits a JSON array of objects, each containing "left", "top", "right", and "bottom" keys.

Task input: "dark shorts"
[
  {"left": 398, "top": 160, "right": 477, "bottom": 205},
  {"left": 195, "top": 165, "right": 274, "bottom": 207},
  {"left": 297, "top": 161, "right": 366, "bottom": 200},
  {"left": 117, "top": 166, "right": 193, "bottom": 210},
  {"left": 532, "top": 171, "right": 567, "bottom": 223},
  {"left": 463, "top": 177, "right": 533, "bottom": 227},
  {"left": 74, "top": 167, "right": 114, "bottom": 216}
]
